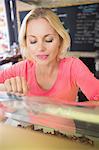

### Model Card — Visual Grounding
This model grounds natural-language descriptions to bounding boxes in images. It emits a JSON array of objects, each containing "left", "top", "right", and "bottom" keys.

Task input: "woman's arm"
[
  {"left": 0, "top": 60, "right": 29, "bottom": 95},
  {"left": 72, "top": 58, "right": 99, "bottom": 100}
]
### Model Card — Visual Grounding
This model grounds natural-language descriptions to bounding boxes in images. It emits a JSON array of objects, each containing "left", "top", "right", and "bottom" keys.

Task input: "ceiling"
[{"left": 19, "top": 0, "right": 99, "bottom": 7}]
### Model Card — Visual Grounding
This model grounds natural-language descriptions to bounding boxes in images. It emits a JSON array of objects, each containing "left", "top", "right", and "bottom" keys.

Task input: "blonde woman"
[{"left": 0, "top": 8, "right": 99, "bottom": 102}]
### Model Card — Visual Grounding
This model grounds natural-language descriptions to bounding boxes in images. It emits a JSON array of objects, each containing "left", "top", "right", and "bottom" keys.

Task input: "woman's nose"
[{"left": 37, "top": 41, "right": 45, "bottom": 51}]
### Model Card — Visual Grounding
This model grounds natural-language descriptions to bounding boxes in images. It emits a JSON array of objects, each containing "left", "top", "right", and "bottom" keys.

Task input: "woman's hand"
[{"left": 0, "top": 77, "right": 28, "bottom": 95}]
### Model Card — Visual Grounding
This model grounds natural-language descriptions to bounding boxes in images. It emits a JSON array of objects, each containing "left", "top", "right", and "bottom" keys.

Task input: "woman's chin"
[{"left": 35, "top": 58, "right": 49, "bottom": 65}]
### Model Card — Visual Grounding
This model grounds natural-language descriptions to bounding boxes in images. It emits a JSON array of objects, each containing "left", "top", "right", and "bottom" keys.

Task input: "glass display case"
[{"left": 0, "top": 92, "right": 99, "bottom": 147}]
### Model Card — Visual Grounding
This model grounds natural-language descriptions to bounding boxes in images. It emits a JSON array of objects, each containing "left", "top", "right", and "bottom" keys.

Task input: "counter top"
[{"left": 0, "top": 124, "right": 98, "bottom": 150}]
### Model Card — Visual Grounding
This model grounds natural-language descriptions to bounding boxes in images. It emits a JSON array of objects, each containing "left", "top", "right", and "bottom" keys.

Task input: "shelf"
[
  {"left": 0, "top": 53, "right": 22, "bottom": 65},
  {"left": 66, "top": 51, "right": 97, "bottom": 58}
]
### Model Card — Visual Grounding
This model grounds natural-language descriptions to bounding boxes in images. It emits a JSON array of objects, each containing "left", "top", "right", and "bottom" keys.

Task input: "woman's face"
[{"left": 26, "top": 18, "right": 61, "bottom": 65}]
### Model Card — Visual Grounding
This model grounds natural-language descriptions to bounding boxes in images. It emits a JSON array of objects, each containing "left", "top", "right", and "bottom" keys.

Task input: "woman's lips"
[{"left": 37, "top": 55, "right": 49, "bottom": 60}]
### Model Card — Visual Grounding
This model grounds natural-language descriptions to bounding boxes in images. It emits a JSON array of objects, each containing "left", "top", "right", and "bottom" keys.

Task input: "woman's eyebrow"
[
  {"left": 26, "top": 35, "right": 36, "bottom": 38},
  {"left": 44, "top": 34, "right": 57, "bottom": 37}
]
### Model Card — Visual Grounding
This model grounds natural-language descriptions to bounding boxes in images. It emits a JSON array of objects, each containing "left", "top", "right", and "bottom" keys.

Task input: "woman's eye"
[
  {"left": 45, "top": 39, "right": 53, "bottom": 43},
  {"left": 30, "top": 41, "right": 37, "bottom": 44}
]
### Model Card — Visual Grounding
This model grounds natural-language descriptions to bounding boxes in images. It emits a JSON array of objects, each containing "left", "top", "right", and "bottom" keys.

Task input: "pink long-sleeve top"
[{"left": 0, "top": 57, "right": 99, "bottom": 102}]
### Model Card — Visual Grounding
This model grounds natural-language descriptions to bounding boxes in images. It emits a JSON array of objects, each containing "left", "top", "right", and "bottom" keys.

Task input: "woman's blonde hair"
[{"left": 19, "top": 7, "right": 71, "bottom": 59}]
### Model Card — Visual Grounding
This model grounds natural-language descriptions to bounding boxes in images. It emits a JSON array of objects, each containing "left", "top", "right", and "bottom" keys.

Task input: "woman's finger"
[
  {"left": 21, "top": 77, "right": 28, "bottom": 94},
  {"left": 10, "top": 77, "right": 17, "bottom": 92},
  {"left": 16, "top": 76, "right": 23, "bottom": 93},
  {"left": 4, "top": 79, "right": 12, "bottom": 92},
  {"left": 0, "top": 84, "right": 6, "bottom": 91}
]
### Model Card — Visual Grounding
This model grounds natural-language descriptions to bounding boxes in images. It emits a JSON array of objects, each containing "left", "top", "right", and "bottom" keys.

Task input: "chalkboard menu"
[
  {"left": 19, "top": 3, "right": 99, "bottom": 52},
  {"left": 52, "top": 3, "right": 99, "bottom": 52}
]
